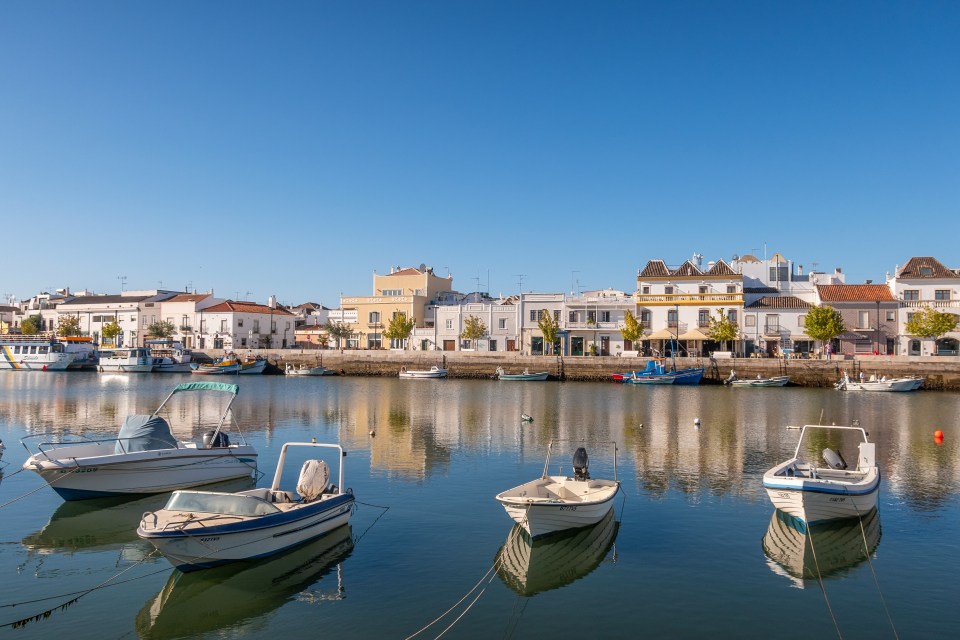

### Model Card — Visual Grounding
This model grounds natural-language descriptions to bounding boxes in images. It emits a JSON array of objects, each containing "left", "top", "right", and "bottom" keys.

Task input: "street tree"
[
  {"left": 906, "top": 306, "right": 959, "bottom": 353},
  {"left": 383, "top": 312, "right": 416, "bottom": 349},
  {"left": 21, "top": 314, "right": 42, "bottom": 335},
  {"left": 460, "top": 315, "right": 487, "bottom": 349},
  {"left": 804, "top": 305, "right": 846, "bottom": 354},
  {"left": 620, "top": 310, "right": 645, "bottom": 350},
  {"left": 147, "top": 320, "right": 176, "bottom": 339},
  {"left": 101, "top": 321, "right": 122, "bottom": 346},
  {"left": 537, "top": 309, "right": 560, "bottom": 355},
  {"left": 323, "top": 321, "right": 353, "bottom": 349},
  {"left": 57, "top": 316, "right": 82, "bottom": 337},
  {"left": 706, "top": 309, "right": 740, "bottom": 352}
]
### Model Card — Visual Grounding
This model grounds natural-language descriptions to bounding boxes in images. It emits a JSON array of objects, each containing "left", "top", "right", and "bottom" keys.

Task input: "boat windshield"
[{"left": 165, "top": 491, "right": 280, "bottom": 517}]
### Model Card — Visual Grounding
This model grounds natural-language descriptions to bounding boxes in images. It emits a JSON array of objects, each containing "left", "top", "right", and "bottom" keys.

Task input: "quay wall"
[{"left": 196, "top": 350, "right": 960, "bottom": 391}]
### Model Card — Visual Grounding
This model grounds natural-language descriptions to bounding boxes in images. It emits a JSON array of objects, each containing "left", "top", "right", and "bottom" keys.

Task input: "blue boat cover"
[{"left": 115, "top": 414, "right": 178, "bottom": 454}]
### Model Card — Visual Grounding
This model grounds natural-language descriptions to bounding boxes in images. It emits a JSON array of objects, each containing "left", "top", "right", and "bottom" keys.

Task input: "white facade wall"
[
  {"left": 888, "top": 273, "right": 960, "bottom": 356},
  {"left": 415, "top": 302, "right": 519, "bottom": 351}
]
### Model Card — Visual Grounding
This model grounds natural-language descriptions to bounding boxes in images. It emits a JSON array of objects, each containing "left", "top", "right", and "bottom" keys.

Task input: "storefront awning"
[
  {"left": 646, "top": 328, "right": 678, "bottom": 340},
  {"left": 679, "top": 328, "right": 710, "bottom": 341}
]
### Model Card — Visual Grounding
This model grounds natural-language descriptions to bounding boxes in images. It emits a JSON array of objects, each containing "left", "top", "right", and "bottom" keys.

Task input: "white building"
[
  {"left": 158, "top": 293, "right": 226, "bottom": 349},
  {"left": 56, "top": 290, "right": 179, "bottom": 347},
  {"left": 199, "top": 299, "right": 297, "bottom": 350},
  {"left": 887, "top": 256, "right": 960, "bottom": 356}
]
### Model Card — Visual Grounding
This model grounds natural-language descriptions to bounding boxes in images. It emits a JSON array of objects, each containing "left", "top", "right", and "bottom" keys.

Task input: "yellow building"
[{"left": 339, "top": 265, "right": 455, "bottom": 349}]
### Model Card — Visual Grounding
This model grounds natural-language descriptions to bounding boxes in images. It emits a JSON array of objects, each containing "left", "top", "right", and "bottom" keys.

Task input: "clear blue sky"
[{"left": 2, "top": 1, "right": 957, "bottom": 306}]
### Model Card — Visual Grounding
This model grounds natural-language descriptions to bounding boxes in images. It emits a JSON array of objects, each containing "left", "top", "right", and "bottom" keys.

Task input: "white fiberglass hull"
[
  {"left": 496, "top": 476, "right": 620, "bottom": 538},
  {"left": 0, "top": 350, "right": 75, "bottom": 371},
  {"left": 139, "top": 493, "right": 354, "bottom": 571},
  {"left": 399, "top": 368, "right": 447, "bottom": 379},
  {"left": 24, "top": 443, "right": 258, "bottom": 500},
  {"left": 763, "top": 463, "right": 880, "bottom": 524},
  {"left": 99, "top": 363, "right": 155, "bottom": 373}
]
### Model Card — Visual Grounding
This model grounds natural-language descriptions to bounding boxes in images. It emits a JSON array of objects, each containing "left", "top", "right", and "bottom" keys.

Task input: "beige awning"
[
  {"left": 647, "top": 328, "right": 678, "bottom": 340},
  {"left": 679, "top": 327, "right": 710, "bottom": 341}
]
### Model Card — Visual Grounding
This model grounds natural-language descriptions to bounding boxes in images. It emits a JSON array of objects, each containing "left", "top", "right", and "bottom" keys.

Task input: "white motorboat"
[
  {"left": 728, "top": 374, "right": 790, "bottom": 387},
  {"left": 496, "top": 366, "right": 549, "bottom": 381},
  {"left": 138, "top": 441, "right": 354, "bottom": 571},
  {"left": 191, "top": 354, "right": 267, "bottom": 375},
  {"left": 495, "top": 442, "right": 620, "bottom": 539},
  {"left": 836, "top": 372, "right": 923, "bottom": 391},
  {"left": 22, "top": 381, "right": 258, "bottom": 500},
  {"left": 762, "top": 507, "right": 881, "bottom": 588},
  {"left": 399, "top": 365, "right": 448, "bottom": 379},
  {"left": 285, "top": 363, "right": 335, "bottom": 376},
  {"left": 148, "top": 340, "right": 195, "bottom": 373},
  {"left": 0, "top": 335, "right": 76, "bottom": 371},
  {"left": 98, "top": 347, "right": 155, "bottom": 373},
  {"left": 762, "top": 424, "right": 880, "bottom": 524},
  {"left": 497, "top": 507, "right": 618, "bottom": 596}
]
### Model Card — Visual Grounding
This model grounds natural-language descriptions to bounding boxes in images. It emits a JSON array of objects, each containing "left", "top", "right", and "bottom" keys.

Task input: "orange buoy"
[{"left": 934, "top": 430, "right": 944, "bottom": 439}]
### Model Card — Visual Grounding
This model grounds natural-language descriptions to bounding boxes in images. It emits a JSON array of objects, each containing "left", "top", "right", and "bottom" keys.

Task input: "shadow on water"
[
  {"left": 135, "top": 523, "right": 354, "bottom": 640},
  {"left": 761, "top": 508, "right": 882, "bottom": 588},
  {"left": 496, "top": 508, "right": 619, "bottom": 597}
]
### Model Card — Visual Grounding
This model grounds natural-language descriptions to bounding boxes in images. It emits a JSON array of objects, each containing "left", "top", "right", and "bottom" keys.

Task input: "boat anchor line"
[
  {"left": 850, "top": 503, "right": 900, "bottom": 640},
  {"left": 0, "top": 467, "right": 82, "bottom": 511},
  {"left": 405, "top": 505, "right": 533, "bottom": 640}
]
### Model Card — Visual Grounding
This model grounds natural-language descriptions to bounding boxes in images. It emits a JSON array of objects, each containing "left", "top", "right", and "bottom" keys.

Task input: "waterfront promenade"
[{"left": 198, "top": 349, "right": 960, "bottom": 390}]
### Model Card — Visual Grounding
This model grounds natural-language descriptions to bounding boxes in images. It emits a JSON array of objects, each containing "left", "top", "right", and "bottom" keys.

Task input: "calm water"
[{"left": 0, "top": 373, "right": 958, "bottom": 639}]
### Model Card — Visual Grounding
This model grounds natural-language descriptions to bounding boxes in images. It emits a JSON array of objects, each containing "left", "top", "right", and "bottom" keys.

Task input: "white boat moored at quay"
[
  {"left": 762, "top": 423, "right": 880, "bottom": 524},
  {"left": 0, "top": 335, "right": 76, "bottom": 371},
  {"left": 399, "top": 365, "right": 448, "bottom": 379},
  {"left": 21, "top": 381, "right": 258, "bottom": 500},
  {"left": 98, "top": 347, "right": 154, "bottom": 373}
]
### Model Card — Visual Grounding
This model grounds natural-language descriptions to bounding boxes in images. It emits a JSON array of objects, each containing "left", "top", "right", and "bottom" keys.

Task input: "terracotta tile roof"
[
  {"left": 706, "top": 259, "right": 737, "bottom": 276},
  {"left": 897, "top": 256, "right": 956, "bottom": 278},
  {"left": 746, "top": 296, "right": 813, "bottom": 310},
  {"left": 204, "top": 301, "right": 295, "bottom": 315},
  {"left": 816, "top": 284, "right": 896, "bottom": 302},
  {"left": 673, "top": 260, "right": 703, "bottom": 277},
  {"left": 738, "top": 254, "right": 760, "bottom": 263},
  {"left": 638, "top": 260, "right": 670, "bottom": 277}
]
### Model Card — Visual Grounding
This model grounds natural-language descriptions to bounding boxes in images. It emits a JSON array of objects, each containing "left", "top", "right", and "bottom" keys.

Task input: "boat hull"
[
  {"left": 24, "top": 444, "right": 259, "bottom": 500},
  {"left": 730, "top": 376, "right": 790, "bottom": 387},
  {"left": 763, "top": 468, "right": 880, "bottom": 523},
  {"left": 138, "top": 493, "right": 354, "bottom": 571},
  {"left": 496, "top": 476, "right": 620, "bottom": 539},
  {"left": 0, "top": 348, "right": 75, "bottom": 371},
  {"left": 399, "top": 367, "right": 448, "bottom": 379},
  {"left": 499, "top": 372, "right": 549, "bottom": 381}
]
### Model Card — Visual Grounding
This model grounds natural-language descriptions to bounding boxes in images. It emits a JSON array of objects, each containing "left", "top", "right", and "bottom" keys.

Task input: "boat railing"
[
  {"left": 20, "top": 432, "right": 182, "bottom": 459},
  {"left": 271, "top": 442, "right": 347, "bottom": 496}
]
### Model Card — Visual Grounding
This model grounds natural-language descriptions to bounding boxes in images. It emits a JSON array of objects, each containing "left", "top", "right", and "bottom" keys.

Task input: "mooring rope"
[
  {"left": 807, "top": 525, "right": 844, "bottom": 639},
  {"left": 852, "top": 504, "right": 899, "bottom": 640},
  {"left": 0, "top": 467, "right": 81, "bottom": 511}
]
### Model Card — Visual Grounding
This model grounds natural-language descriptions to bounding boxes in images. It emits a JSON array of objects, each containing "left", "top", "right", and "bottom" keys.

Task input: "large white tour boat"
[{"left": 0, "top": 335, "right": 76, "bottom": 371}]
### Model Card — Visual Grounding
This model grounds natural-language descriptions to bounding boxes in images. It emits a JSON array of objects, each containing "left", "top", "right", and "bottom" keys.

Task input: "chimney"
[
  {"left": 865, "top": 280, "right": 872, "bottom": 285},
  {"left": 268, "top": 295, "right": 277, "bottom": 309},
  {"left": 835, "top": 267, "right": 842, "bottom": 274}
]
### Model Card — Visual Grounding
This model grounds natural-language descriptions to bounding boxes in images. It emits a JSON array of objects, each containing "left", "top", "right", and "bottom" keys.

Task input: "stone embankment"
[{"left": 196, "top": 350, "right": 960, "bottom": 391}]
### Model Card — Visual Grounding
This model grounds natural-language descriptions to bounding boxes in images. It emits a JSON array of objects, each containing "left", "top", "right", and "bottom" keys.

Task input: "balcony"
[
  {"left": 635, "top": 293, "right": 744, "bottom": 306},
  {"left": 179, "top": 326, "right": 192, "bottom": 333},
  {"left": 900, "top": 300, "right": 954, "bottom": 308}
]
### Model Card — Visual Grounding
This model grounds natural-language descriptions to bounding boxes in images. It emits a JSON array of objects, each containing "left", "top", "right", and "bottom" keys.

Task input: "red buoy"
[{"left": 934, "top": 430, "right": 944, "bottom": 440}]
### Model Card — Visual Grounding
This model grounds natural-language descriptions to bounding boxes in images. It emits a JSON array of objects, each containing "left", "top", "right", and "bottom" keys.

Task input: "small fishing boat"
[
  {"left": 835, "top": 372, "right": 923, "bottom": 392},
  {"left": 398, "top": 365, "right": 448, "bottom": 379},
  {"left": 497, "top": 507, "right": 619, "bottom": 596},
  {"left": 192, "top": 354, "right": 267, "bottom": 375},
  {"left": 495, "top": 442, "right": 620, "bottom": 539},
  {"left": 520, "top": 413, "right": 534, "bottom": 423},
  {"left": 0, "top": 335, "right": 76, "bottom": 371},
  {"left": 624, "top": 358, "right": 703, "bottom": 385},
  {"left": 727, "top": 373, "right": 790, "bottom": 387},
  {"left": 21, "top": 382, "right": 258, "bottom": 500},
  {"left": 98, "top": 347, "right": 155, "bottom": 373},
  {"left": 285, "top": 363, "right": 335, "bottom": 376},
  {"left": 496, "top": 366, "right": 549, "bottom": 381},
  {"left": 148, "top": 340, "right": 195, "bottom": 373},
  {"left": 138, "top": 441, "right": 354, "bottom": 571},
  {"left": 762, "top": 424, "right": 880, "bottom": 524},
  {"left": 762, "top": 507, "right": 881, "bottom": 588}
]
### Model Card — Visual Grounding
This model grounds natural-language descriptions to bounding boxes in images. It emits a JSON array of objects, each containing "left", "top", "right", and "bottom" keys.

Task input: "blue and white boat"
[
  {"left": 762, "top": 424, "right": 880, "bottom": 524},
  {"left": 138, "top": 441, "right": 354, "bottom": 571},
  {"left": 625, "top": 359, "right": 703, "bottom": 385}
]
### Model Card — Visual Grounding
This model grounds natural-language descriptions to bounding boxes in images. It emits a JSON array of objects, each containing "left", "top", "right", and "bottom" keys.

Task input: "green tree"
[
  {"left": 57, "top": 315, "right": 82, "bottom": 337},
  {"left": 383, "top": 312, "right": 416, "bottom": 348},
  {"left": 459, "top": 315, "right": 487, "bottom": 349},
  {"left": 101, "top": 321, "right": 122, "bottom": 346},
  {"left": 147, "top": 320, "right": 176, "bottom": 339},
  {"left": 537, "top": 309, "right": 560, "bottom": 355},
  {"left": 21, "top": 314, "right": 42, "bottom": 335},
  {"left": 804, "top": 305, "right": 846, "bottom": 355},
  {"left": 323, "top": 321, "right": 353, "bottom": 349},
  {"left": 620, "top": 310, "right": 645, "bottom": 349},
  {"left": 906, "top": 306, "right": 959, "bottom": 351},
  {"left": 706, "top": 309, "right": 739, "bottom": 351}
]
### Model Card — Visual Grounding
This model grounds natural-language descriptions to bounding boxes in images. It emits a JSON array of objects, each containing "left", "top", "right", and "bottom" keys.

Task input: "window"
[
  {"left": 935, "top": 290, "right": 951, "bottom": 301},
  {"left": 745, "top": 315, "right": 756, "bottom": 327},
  {"left": 529, "top": 310, "right": 537, "bottom": 322},
  {"left": 253, "top": 320, "right": 260, "bottom": 332},
  {"left": 698, "top": 309, "right": 710, "bottom": 326},
  {"left": 886, "top": 310, "right": 895, "bottom": 322},
  {"left": 765, "top": 314, "right": 780, "bottom": 332},
  {"left": 369, "top": 311, "right": 380, "bottom": 323},
  {"left": 770, "top": 265, "right": 788, "bottom": 281},
  {"left": 600, "top": 311, "right": 610, "bottom": 323},
  {"left": 798, "top": 315, "right": 806, "bottom": 326},
  {"left": 498, "top": 318, "right": 506, "bottom": 329},
  {"left": 489, "top": 340, "right": 497, "bottom": 351},
  {"left": 587, "top": 311, "right": 597, "bottom": 324},
  {"left": 664, "top": 286, "right": 674, "bottom": 295},
  {"left": 393, "top": 311, "right": 406, "bottom": 320},
  {"left": 667, "top": 309, "right": 678, "bottom": 327},
  {"left": 699, "top": 286, "right": 708, "bottom": 294},
  {"left": 220, "top": 319, "right": 227, "bottom": 331},
  {"left": 642, "top": 286, "right": 650, "bottom": 294},
  {"left": 906, "top": 312, "right": 915, "bottom": 324},
  {"left": 382, "top": 289, "right": 402, "bottom": 296},
  {"left": 554, "top": 310, "right": 561, "bottom": 322},
  {"left": 445, "top": 319, "right": 453, "bottom": 330},
  {"left": 727, "top": 310, "right": 737, "bottom": 324},
  {"left": 920, "top": 267, "right": 934, "bottom": 276},
  {"left": 726, "top": 285, "right": 737, "bottom": 294},
  {"left": 238, "top": 319, "right": 244, "bottom": 327},
  {"left": 569, "top": 311, "right": 577, "bottom": 323},
  {"left": 640, "top": 310, "right": 651, "bottom": 324},
  {"left": 858, "top": 311, "right": 870, "bottom": 329},
  {"left": 142, "top": 316, "right": 148, "bottom": 328},
  {"left": 904, "top": 290, "right": 919, "bottom": 301}
]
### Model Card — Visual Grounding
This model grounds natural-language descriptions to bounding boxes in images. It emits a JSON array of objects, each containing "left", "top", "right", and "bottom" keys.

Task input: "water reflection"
[
  {"left": 135, "top": 524, "right": 353, "bottom": 639},
  {"left": 762, "top": 509, "right": 881, "bottom": 588},
  {"left": 496, "top": 508, "right": 618, "bottom": 596}
]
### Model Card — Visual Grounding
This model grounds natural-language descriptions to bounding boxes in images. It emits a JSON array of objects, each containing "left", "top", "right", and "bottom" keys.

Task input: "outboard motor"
[
  {"left": 203, "top": 431, "right": 230, "bottom": 448},
  {"left": 822, "top": 448, "right": 847, "bottom": 470},
  {"left": 572, "top": 447, "right": 590, "bottom": 480}
]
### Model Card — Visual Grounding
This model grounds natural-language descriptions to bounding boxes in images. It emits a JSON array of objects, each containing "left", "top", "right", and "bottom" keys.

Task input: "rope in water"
[
  {"left": 852, "top": 504, "right": 899, "bottom": 640},
  {"left": 0, "top": 467, "right": 81, "bottom": 511},
  {"left": 807, "top": 524, "right": 844, "bottom": 639}
]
